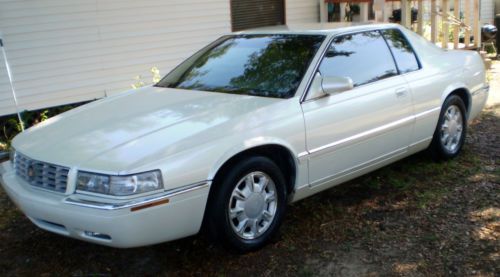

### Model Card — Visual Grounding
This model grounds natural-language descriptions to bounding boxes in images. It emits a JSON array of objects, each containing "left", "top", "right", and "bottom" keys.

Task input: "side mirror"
[{"left": 321, "top": 76, "right": 353, "bottom": 95}]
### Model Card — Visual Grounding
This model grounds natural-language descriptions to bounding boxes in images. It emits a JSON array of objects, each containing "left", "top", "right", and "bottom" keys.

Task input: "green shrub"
[{"left": 0, "top": 102, "right": 86, "bottom": 150}]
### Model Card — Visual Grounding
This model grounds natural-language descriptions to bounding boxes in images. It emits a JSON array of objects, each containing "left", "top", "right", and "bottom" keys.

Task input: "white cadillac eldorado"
[{"left": 0, "top": 23, "right": 488, "bottom": 252}]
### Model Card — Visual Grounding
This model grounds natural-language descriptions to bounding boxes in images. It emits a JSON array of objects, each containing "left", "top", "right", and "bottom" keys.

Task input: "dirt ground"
[{"left": 0, "top": 113, "right": 498, "bottom": 275}]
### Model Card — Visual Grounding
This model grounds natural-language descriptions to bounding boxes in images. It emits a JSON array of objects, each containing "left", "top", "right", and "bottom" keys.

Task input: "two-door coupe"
[{"left": 0, "top": 23, "right": 488, "bottom": 252}]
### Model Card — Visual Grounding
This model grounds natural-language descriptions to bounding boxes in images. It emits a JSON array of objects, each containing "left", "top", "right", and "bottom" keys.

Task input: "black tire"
[
  {"left": 429, "top": 94, "right": 467, "bottom": 160},
  {"left": 204, "top": 156, "right": 287, "bottom": 253}
]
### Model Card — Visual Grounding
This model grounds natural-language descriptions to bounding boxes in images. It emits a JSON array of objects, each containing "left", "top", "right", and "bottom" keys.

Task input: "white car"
[{"left": 0, "top": 23, "right": 488, "bottom": 252}]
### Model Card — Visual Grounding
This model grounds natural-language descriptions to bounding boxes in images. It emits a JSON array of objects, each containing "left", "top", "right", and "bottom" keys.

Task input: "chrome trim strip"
[
  {"left": 297, "top": 151, "right": 309, "bottom": 158},
  {"left": 63, "top": 181, "right": 210, "bottom": 210},
  {"left": 409, "top": 136, "right": 433, "bottom": 148},
  {"left": 414, "top": 106, "right": 440, "bottom": 119},
  {"left": 308, "top": 115, "right": 413, "bottom": 155},
  {"left": 310, "top": 146, "right": 407, "bottom": 187},
  {"left": 297, "top": 107, "right": 441, "bottom": 159}
]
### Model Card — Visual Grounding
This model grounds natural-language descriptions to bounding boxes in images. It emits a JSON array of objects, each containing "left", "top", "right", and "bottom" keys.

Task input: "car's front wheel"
[
  {"left": 430, "top": 94, "right": 467, "bottom": 160},
  {"left": 205, "top": 156, "right": 287, "bottom": 253}
]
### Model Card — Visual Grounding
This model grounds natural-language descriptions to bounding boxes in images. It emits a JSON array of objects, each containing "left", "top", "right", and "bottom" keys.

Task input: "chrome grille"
[{"left": 14, "top": 152, "right": 69, "bottom": 193}]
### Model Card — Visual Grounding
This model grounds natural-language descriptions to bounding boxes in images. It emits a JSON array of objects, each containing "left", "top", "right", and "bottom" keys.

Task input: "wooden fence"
[{"left": 320, "top": 0, "right": 482, "bottom": 49}]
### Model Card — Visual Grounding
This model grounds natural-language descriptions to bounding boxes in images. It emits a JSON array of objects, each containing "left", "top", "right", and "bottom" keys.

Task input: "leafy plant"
[
  {"left": 131, "top": 66, "right": 161, "bottom": 89},
  {"left": 0, "top": 102, "right": 86, "bottom": 151}
]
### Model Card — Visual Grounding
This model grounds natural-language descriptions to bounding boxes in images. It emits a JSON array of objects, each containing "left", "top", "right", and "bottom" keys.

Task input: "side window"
[
  {"left": 319, "top": 31, "right": 398, "bottom": 87},
  {"left": 381, "top": 29, "right": 420, "bottom": 73}
]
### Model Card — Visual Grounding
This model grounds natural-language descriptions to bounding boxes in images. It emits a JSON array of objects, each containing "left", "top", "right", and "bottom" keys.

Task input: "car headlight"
[{"left": 76, "top": 170, "right": 163, "bottom": 196}]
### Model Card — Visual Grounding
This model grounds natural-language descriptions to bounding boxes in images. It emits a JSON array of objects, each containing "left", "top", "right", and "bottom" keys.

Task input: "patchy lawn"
[{"left": 0, "top": 106, "right": 498, "bottom": 276}]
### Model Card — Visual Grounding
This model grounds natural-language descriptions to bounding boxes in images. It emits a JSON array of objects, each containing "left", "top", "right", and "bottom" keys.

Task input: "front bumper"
[{"left": 0, "top": 161, "right": 210, "bottom": 248}]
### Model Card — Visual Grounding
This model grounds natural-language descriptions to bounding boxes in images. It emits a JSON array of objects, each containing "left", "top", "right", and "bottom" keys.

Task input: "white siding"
[
  {"left": 0, "top": 0, "right": 231, "bottom": 116},
  {"left": 480, "top": 0, "right": 494, "bottom": 24},
  {"left": 286, "top": 0, "right": 318, "bottom": 24}
]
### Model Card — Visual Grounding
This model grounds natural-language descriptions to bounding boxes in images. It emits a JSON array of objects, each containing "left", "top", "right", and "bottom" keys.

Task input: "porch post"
[
  {"left": 373, "top": 0, "right": 385, "bottom": 22},
  {"left": 431, "top": 0, "right": 438, "bottom": 43},
  {"left": 473, "top": 0, "right": 480, "bottom": 47},
  {"left": 464, "top": 0, "right": 471, "bottom": 46},
  {"left": 319, "top": 0, "right": 328, "bottom": 22},
  {"left": 360, "top": 2, "right": 370, "bottom": 22},
  {"left": 453, "top": 0, "right": 459, "bottom": 48},
  {"left": 340, "top": 3, "right": 347, "bottom": 22},
  {"left": 401, "top": 0, "right": 412, "bottom": 28},
  {"left": 417, "top": 0, "right": 424, "bottom": 35},
  {"left": 442, "top": 0, "right": 450, "bottom": 48}
]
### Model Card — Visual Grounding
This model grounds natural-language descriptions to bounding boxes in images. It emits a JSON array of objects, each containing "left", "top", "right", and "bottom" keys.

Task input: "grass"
[{"left": 416, "top": 187, "right": 450, "bottom": 209}]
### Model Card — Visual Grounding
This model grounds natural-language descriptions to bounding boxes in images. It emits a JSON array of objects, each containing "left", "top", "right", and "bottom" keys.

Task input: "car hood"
[{"left": 12, "top": 86, "right": 282, "bottom": 172}]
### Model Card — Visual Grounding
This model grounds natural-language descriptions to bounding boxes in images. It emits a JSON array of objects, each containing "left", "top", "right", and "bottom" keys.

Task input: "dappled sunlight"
[
  {"left": 470, "top": 207, "right": 500, "bottom": 241},
  {"left": 389, "top": 199, "right": 411, "bottom": 210},
  {"left": 392, "top": 262, "right": 420, "bottom": 275},
  {"left": 467, "top": 173, "right": 490, "bottom": 183}
]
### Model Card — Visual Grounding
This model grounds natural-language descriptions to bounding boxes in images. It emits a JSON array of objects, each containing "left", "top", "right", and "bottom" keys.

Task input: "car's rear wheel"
[
  {"left": 205, "top": 156, "right": 287, "bottom": 253},
  {"left": 430, "top": 95, "right": 467, "bottom": 160}
]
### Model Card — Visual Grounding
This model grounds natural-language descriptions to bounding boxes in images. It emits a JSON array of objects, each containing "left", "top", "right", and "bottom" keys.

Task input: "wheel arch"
[
  {"left": 208, "top": 143, "right": 299, "bottom": 200},
  {"left": 441, "top": 84, "right": 471, "bottom": 118}
]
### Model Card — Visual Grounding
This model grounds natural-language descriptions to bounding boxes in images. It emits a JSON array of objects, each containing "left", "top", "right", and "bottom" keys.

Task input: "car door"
[{"left": 301, "top": 30, "right": 414, "bottom": 188}]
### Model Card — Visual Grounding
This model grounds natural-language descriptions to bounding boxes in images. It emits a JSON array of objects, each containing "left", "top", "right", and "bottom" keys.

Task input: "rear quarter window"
[{"left": 381, "top": 29, "right": 420, "bottom": 74}]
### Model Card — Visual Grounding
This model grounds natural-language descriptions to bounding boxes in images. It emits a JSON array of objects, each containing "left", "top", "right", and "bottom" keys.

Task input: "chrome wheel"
[
  {"left": 228, "top": 171, "right": 278, "bottom": 240},
  {"left": 440, "top": 105, "right": 463, "bottom": 153}
]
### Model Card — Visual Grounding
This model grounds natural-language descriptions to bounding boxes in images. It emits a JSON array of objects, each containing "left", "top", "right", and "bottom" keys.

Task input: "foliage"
[
  {"left": 484, "top": 43, "right": 496, "bottom": 55},
  {"left": 420, "top": 12, "right": 473, "bottom": 46},
  {"left": 0, "top": 102, "right": 85, "bottom": 151},
  {"left": 131, "top": 66, "right": 162, "bottom": 89}
]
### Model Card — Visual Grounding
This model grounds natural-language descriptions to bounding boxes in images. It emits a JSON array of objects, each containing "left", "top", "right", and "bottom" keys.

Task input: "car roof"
[{"left": 234, "top": 22, "right": 402, "bottom": 36}]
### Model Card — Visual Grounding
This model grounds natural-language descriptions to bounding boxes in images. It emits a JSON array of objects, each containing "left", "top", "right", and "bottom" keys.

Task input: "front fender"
[{"left": 207, "top": 137, "right": 301, "bottom": 181}]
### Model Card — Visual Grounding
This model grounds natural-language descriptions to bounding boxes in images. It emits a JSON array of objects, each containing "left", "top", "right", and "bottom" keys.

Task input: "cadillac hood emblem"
[{"left": 27, "top": 165, "right": 35, "bottom": 179}]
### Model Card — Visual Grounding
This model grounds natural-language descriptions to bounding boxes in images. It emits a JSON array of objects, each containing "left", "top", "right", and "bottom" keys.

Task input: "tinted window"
[
  {"left": 319, "top": 31, "right": 398, "bottom": 87},
  {"left": 381, "top": 29, "right": 420, "bottom": 73},
  {"left": 156, "top": 34, "right": 325, "bottom": 98}
]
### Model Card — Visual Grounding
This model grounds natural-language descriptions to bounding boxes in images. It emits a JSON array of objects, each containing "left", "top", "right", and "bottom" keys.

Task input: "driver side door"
[{"left": 301, "top": 30, "right": 414, "bottom": 188}]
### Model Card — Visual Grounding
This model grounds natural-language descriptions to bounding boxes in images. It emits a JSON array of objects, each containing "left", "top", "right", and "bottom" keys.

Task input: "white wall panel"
[
  {"left": 0, "top": 0, "right": 231, "bottom": 116},
  {"left": 286, "top": 0, "right": 318, "bottom": 24},
  {"left": 480, "top": 0, "right": 494, "bottom": 24}
]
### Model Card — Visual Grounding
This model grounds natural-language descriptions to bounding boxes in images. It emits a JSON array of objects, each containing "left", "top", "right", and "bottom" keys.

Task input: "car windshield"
[{"left": 156, "top": 34, "right": 325, "bottom": 98}]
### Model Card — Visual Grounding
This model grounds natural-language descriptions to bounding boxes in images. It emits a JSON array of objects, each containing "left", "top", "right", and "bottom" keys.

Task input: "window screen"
[
  {"left": 319, "top": 31, "right": 398, "bottom": 87},
  {"left": 231, "top": 0, "right": 285, "bottom": 31}
]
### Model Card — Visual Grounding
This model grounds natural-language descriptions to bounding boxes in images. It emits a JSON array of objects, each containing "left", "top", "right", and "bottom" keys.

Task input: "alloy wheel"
[
  {"left": 228, "top": 171, "right": 278, "bottom": 240},
  {"left": 440, "top": 105, "right": 464, "bottom": 153}
]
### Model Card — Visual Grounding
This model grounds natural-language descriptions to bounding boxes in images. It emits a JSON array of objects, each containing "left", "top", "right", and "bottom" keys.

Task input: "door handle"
[{"left": 395, "top": 88, "right": 408, "bottom": 98}]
